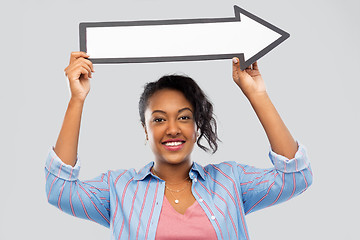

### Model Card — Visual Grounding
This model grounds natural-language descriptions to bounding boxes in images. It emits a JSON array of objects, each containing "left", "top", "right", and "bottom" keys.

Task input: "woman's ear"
[
  {"left": 195, "top": 126, "right": 200, "bottom": 142},
  {"left": 142, "top": 123, "right": 148, "bottom": 140}
]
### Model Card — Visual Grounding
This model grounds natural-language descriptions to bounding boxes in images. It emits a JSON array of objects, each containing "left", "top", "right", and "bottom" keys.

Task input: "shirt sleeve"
[
  {"left": 238, "top": 142, "right": 313, "bottom": 215},
  {"left": 45, "top": 147, "right": 111, "bottom": 227}
]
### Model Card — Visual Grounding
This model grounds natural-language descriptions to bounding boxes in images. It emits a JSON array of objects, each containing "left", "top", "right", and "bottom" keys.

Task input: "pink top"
[{"left": 155, "top": 197, "right": 217, "bottom": 240}]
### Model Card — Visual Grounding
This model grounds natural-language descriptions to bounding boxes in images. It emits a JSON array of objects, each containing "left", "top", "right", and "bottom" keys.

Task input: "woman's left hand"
[{"left": 232, "top": 58, "right": 267, "bottom": 99}]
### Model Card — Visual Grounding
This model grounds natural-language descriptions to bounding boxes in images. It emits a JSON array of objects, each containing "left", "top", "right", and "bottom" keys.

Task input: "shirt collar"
[
  {"left": 190, "top": 162, "right": 206, "bottom": 180},
  {"left": 134, "top": 161, "right": 206, "bottom": 181},
  {"left": 133, "top": 161, "right": 155, "bottom": 181}
]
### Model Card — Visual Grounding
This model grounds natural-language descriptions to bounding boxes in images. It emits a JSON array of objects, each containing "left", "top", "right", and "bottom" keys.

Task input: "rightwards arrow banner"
[{"left": 79, "top": 5, "right": 290, "bottom": 70}]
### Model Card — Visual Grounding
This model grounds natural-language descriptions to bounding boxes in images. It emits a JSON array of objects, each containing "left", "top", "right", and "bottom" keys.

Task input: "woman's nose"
[{"left": 166, "top": 120, "right": 181, "bottom": 136}]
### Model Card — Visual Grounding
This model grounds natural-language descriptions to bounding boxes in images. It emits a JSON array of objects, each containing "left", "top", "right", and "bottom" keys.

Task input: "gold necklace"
[
  {"left": 167, "top": 189, "right": 181, "bottom": 204},
  {"left": 166, "top": 180, "right": 191, "bottom": 204},
  {"left": 165, "top": 181, "right": 191, "bottom": 192},
  {"left": 152, "top": 168, "right": 191, "bottom": 204}
]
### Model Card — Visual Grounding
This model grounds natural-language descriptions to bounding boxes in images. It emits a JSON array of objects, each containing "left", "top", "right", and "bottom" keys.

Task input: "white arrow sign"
[{"left": 80, "top": 5, "right": 289, "bottom": 70}]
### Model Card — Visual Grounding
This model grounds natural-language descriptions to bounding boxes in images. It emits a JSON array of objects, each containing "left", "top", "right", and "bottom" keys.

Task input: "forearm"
[
  {"left": 54, "top": 98, "right": 85, "bottom": 167},
  {"left": 248, "top": 92, "right": 297, "bottom": 159}
]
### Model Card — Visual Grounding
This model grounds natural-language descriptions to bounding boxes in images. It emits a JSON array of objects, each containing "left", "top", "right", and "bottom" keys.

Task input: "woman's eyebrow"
[
  {"left": 178, "top": 107, "right": 193, "bottom": 113},
  {"left": 151, "top": 107, "right": 192, "bottom": 115},
  {"left": 151, "top": 110, "right": 166, "bottom": 115}
]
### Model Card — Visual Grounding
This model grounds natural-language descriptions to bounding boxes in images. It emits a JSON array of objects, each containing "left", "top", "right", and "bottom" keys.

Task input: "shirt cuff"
[
  {"left": 269, "top": 142, "right": 310, "bottom": 173},
  {"left": 45, "top": 146, "right": 81, "bottom": 181}
]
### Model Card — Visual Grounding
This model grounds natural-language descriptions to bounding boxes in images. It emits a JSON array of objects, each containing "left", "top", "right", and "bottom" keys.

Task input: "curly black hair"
[{"left": 139, "top": 74, "right": 220, "bottom": 154}]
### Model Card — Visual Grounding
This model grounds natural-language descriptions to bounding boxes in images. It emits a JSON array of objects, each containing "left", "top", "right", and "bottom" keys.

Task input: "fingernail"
[{"left": 232, "top": 57, "right": 238, "bottom": 64}]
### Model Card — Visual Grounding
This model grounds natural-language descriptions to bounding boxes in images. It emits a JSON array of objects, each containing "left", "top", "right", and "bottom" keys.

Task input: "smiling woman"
[
  {"left": 139, "top": 74, "right": 219, "bottom": 154},
  {"left": 144, "top": 89, "right": 198, "bottom": 166},
  {"left": 45, "top": 52, "right": 313, "bottom": 240}
]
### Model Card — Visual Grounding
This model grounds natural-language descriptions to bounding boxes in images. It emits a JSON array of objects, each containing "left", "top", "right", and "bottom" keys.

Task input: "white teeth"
[{"left": 164, "top": 141, "right": 183, "bottom": 146}]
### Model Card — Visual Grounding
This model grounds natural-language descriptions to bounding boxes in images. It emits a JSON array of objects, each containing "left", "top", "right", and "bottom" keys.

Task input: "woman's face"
[{"left": 144, "top": 89, "right": 197, "bottom": 166}]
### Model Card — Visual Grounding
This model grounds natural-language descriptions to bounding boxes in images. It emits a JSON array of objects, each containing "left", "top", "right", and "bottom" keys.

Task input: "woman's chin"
[{"left": 158, "top": 153, "right": 192, "bottom": 166}]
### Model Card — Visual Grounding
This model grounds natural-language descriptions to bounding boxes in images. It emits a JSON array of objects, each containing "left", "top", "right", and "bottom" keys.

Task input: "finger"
[
  {"left": 252, "top": 61, "right": 259, "bottom": 70},
  {"left": 67, "top": 61, "right": 92, "bottom": 80},
  {"left": 232, "top": 57, "right": 240, "bottom": 79},
  {"left": 67, "top": 66, "right": 89, "bottom": 81},
  {"left": 72, "top": 58, "right": 93, "bottom": 75},
  {"left": 79, "top": 62, "right": 92, "bottom": 78},
  {"left": 83, "top": 58, "right": 95, "bottom": 72},
  {"left": 70, "top": 51, "right": 89, "bottom": 64},
  {"left": 232, "top": 57, "right": 246, "bottom": 79},
  {"left": 71, "top": 51, "right": 89, "bottom": 59},
  {"left": 79, "top": 67, "right": 90, "bottom": 80},
  {"left": 74, "top": 57, "right": 94, "bottom": 73}
]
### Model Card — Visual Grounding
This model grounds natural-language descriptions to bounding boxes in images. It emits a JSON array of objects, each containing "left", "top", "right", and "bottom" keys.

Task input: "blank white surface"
[{"left": 87, "top": 14, "right": 281, "bottom": 61}]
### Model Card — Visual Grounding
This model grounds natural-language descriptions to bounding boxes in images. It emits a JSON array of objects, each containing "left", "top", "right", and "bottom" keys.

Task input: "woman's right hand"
[{"left": 64, "top": 51, "right": 94, "bottom": 102}]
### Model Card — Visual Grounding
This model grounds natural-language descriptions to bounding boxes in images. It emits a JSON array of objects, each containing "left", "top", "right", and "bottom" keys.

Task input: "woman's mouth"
[{"left": 162, "top": 140, "right": 185, "bottom": 151}]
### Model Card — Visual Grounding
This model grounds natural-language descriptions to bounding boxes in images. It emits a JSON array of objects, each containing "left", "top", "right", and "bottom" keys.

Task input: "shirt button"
[
  {"left": 211, "top": 215, "right": 216, "bottom": 220},
  {"left": 199, "top": 198, "right": 203, "bottom": 202},
  {"left": 194, "top": 178, "right": 197, "bottom": 182}
]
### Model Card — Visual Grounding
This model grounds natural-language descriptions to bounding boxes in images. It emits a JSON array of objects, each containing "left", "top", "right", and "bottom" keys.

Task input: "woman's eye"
[
  {"left": 154, "top": 118, "right": 165, "bottom": 122},
  {"left": 179, "top": 116, "right": 191, "bottom": 120}
]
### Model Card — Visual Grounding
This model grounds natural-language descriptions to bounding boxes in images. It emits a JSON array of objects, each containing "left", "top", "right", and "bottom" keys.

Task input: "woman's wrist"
[
  {"left": 246, "top": 91, "right": 269, "bottom": 104},
  {"left": 69, "top": 96, "right": 86, "bottom": 106}
]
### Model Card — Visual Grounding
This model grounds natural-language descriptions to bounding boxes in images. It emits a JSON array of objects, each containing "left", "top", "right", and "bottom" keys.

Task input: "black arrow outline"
[{"left": 79, "top": 5, "right": 289, "bottom": 70}]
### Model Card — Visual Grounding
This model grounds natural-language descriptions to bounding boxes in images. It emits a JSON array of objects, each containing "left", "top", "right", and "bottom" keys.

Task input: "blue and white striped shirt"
[{"left": 45, "top": 142, "right": 312, "bottom": 239}]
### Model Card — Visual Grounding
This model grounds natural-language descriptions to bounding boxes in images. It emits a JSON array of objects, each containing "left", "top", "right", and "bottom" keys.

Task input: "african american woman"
[{"left": 45, "top": 52, "right": 313, "bottom": 239}]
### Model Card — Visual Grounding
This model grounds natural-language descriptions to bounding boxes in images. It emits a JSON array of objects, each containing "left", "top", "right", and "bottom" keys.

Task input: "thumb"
[{"left": 232, "top": 57, "right": 245, "bottom": 81}]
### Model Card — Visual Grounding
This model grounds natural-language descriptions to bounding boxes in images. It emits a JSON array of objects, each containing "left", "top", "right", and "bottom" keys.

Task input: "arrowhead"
[{"left": 233, "top": 5, "right": 290, "bottom": 70}]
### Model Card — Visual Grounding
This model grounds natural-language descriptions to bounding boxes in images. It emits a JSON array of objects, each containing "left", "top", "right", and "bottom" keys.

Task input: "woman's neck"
[{"left": 152, "top": 161, "right": 192, "bottom": 183}]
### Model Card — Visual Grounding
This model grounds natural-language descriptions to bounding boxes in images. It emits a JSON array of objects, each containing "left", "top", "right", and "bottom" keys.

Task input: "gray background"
[{"left": 1, "top": 0, "right": 359, "bottom": 239}]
